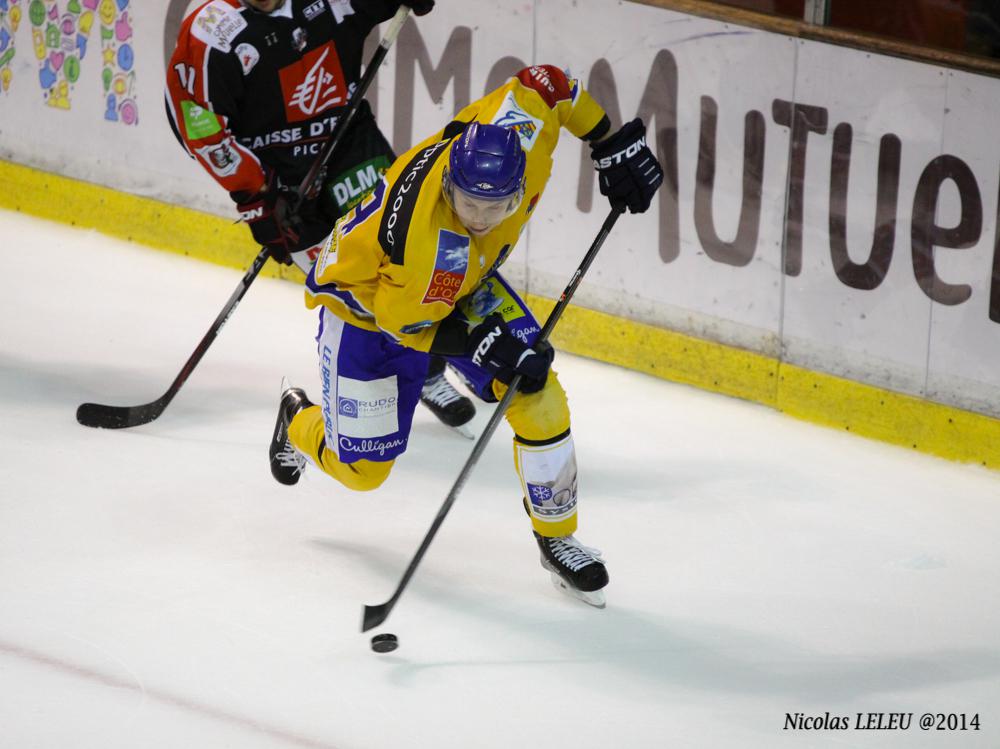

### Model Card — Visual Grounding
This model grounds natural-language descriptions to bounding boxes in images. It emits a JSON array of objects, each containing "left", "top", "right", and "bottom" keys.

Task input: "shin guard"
[{"left": 515, "top": 431, "right": 578, "bottom": 537}]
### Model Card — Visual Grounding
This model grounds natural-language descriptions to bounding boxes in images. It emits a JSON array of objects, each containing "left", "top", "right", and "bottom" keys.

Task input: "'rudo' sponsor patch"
[
  {"left": 335, "top": 374, "right": 399, "bottom": 439},
  {"left": 422, "top": 230, "right": 469, "bottom": 305}
]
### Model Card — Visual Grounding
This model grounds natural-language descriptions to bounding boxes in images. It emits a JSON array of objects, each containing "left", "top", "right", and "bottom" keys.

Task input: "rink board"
[
  {"left": 2, "top": 0, "right": 1000, "bottom": 466},
  {"left": 4, "top": 157, "right": 999, "bottom": 469}
]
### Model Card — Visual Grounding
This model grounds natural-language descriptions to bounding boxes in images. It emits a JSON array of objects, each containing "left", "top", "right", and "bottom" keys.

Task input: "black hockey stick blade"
[
  {"left": 76, "top": 399, "right": 167, "bottom": 429},
  {"left": 361, "top": 601, "right": 393, "bottom": 633},
  {"left": 359, "top": 208, "right": 624, "bottom": 632},
  {"left": 75, "top": 247, "right": 269, "bottom": 430}
]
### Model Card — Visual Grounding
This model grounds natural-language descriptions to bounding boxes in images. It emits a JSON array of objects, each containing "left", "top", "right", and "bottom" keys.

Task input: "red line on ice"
[{"left": 0, "top": 639, "right": 343, "bottom": 749}]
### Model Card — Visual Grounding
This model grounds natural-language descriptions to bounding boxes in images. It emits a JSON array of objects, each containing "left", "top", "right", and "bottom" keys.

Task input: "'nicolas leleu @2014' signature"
[{"left": 784, "top": 713, "right": 980, "bottom": 732}]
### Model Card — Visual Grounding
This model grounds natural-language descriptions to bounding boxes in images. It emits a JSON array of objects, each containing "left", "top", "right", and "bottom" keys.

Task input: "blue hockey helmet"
[{"left": 443, "top": 123, "right": 526, "bottom": 236}]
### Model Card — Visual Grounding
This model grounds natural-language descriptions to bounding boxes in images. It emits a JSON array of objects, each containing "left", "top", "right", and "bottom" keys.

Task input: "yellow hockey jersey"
[{"left": 304, "top": 65, "right": 609, "bottom": 352}]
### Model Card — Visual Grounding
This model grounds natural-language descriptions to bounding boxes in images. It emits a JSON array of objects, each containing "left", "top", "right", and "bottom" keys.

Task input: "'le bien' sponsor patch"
[{"left": 422, "top": 229, "right": 469, "bottom": 305}]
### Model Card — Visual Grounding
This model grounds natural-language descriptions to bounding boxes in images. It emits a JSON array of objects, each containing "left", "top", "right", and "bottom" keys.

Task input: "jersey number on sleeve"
[
  {"left": 340, "top": 179, "right": 387, "bottom": 237},
  {"left": 173, "top": 63, "right": 197, "bottom": 96}
]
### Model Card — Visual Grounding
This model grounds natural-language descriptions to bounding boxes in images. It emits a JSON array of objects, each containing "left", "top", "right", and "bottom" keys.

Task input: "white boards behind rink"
[{"left": 2, "top": 0, "right": 999, "bottom": 418}]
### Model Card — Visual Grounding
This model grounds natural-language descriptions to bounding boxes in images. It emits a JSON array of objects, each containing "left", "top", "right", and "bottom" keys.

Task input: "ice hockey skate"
[
  {"left": 534, "top": 532, "right": 609, "bottom": 608},
  {"left": 420, "top": 357, "right": 475, "bottom": 438},
  {"left": 269, "top": 385, "right": 312, "bottom": 486}
]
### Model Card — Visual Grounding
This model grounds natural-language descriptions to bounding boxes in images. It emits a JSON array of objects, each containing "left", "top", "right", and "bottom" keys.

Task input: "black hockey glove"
[
  {"left": 404, "top": 0, "right": 434, "bottom": 16},
  {"left": 233, "top": 172, "right": 301, "bottom": 265},
  {"left": 467, "top": 314, "right": 554, "bottom": 394},
  {"left": 590, "top": 118, "right": 663, "bottom": 214}
]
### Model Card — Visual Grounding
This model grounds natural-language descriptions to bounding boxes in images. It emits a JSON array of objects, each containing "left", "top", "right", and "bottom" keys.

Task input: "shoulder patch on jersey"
[
  {"left": 195, "top": 139, "right": 243, "bottom": 177},
  {"left": 326, "top": 0, "right": 355, "bottom": 24},
  {"left": 235, "top": 43, "right": 260, "bottom": 75},
  {"left": 491, "top": 92, "right": 545, "bottom": 152},
  {"left": 516, "top": 65, "right": 572, "bottom": 109},
  {"left": 191, "top": 0, "right": 247, "bottom": 54},
  {"left": 378, "top": 138, "right": 452, "bottom": 264},
  {"left": 422, "top": 229, "right": 470, "bottom": 305},
  {"left": 181, "top": 100, "right": 222, "bottom": 139}
]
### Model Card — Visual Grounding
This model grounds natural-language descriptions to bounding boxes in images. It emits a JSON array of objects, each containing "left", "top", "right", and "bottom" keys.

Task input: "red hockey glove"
[
  {"left": 467, "top": 313, "right": 554, "bottom": 394},
  {"left": 590, "top": 118, "right": 664, "bottom": 214}
]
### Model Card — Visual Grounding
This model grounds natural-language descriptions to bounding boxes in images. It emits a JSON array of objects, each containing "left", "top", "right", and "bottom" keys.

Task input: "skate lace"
[
  {"left": 275, "top": 440, "right": 306, "bottom": 472},
  {"left": 421, "top": 373, "right": 462, "bottom": 407},
  {"left": 547, "top": 536, "right": 605, "bottom": 572}
]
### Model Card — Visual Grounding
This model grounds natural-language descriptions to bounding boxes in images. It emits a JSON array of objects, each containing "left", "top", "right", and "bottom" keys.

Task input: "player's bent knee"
[
  {"left": 503, "top": 372, "right": 571, "bottom": 442},
  {"left": 341, "top": 459, "right": 394, "bottom": 492},
  {"left": 318, "top": 450, "right": 395, "bottom": 492}
]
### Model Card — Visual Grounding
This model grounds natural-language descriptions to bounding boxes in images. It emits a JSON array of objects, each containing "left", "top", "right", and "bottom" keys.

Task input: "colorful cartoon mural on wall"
[{"left": 0, "top": 0, "right": 137, "bottom": 124}]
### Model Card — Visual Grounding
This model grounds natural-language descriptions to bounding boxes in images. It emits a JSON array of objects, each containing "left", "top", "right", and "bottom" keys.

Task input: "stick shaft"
[{"left": 293, "top": 6, "right": 408, "bottom": 209}]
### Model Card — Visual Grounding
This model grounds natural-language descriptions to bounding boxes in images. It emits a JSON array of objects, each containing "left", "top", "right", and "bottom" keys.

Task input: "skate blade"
[
  {"left": 549, "top": 571, "right": 607, "bottom": 609},
  {"left": 452, "top": 423, "right": 475, "bottom": 440}
]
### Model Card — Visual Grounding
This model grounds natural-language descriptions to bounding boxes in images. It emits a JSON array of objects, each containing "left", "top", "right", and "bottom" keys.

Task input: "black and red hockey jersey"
[{"left": 166, "top": 0, "right": 402, "bottom": 198}]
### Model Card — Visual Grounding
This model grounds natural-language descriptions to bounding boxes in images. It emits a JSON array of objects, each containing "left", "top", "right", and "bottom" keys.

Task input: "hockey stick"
[
  {"left": 362, "top": 207, "right": 624, "bottom": 632},
  {"left": 76, "top": 6, "right": 411, "bottom": 430}
]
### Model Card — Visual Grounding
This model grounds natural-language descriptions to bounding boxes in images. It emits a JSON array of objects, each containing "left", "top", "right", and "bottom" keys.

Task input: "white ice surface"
[{"left": 1, "top": 209, "right": 999, "bottom": 749}]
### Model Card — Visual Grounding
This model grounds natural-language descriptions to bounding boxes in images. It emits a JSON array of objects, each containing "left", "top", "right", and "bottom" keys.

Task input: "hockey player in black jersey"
[{"left": 166, "top": 0, "right": 474, "bottom": 430}]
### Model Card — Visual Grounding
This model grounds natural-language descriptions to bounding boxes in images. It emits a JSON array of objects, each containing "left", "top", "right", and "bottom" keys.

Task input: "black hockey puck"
[{"left": 370, "top": 633, "right": 399, "bottom": 653}]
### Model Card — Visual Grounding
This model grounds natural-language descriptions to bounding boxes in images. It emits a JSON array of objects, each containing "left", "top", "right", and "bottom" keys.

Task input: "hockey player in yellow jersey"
[{"left": 268, "top": 64, "right": 663, "bottom": 606}]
